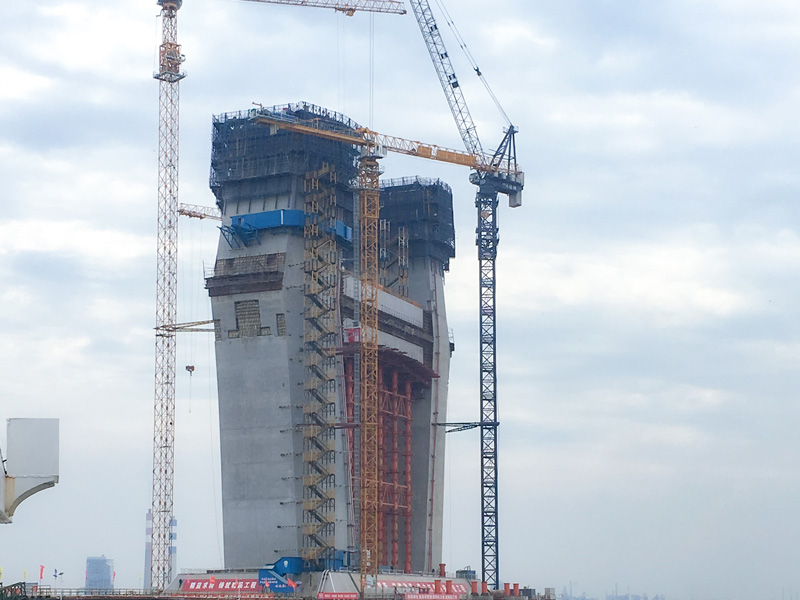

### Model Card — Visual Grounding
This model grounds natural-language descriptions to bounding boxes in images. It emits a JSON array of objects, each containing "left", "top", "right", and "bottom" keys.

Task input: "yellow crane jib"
[{"left": 250, "top": 107, "right": 522, "bottom": 177}]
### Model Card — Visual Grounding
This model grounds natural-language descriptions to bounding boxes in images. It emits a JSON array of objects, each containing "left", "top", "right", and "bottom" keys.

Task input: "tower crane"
[
  {"left": 252, "top": 103, "right": 522, "bottom": 588},
  {"left": 408, "top": 0, "right": 524, "bottom": 589},
  {"left": 151, "top": 0, "right": 185, "bottom": 590}
]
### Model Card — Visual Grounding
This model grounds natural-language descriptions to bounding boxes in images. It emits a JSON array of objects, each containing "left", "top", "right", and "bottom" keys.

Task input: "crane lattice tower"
[{"left": 151, "top": 0, "right": 184, "bottom": 590}]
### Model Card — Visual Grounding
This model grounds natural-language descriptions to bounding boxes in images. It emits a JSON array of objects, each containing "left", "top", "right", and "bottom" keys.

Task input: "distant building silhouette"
[{"left": 85, "top": 556, "right": 113, "bottom": 591}]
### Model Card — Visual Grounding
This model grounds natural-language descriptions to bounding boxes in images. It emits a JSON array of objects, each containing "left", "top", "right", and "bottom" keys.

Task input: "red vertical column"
[
  {"left": 391, "top": 370, "right": 400, "bottom": 569},
  {"left": 377, "top": 367, "right": 385, "bottom": 568},
  {"left": 404, "top": 379, "right": 413, "bottom": 574}
]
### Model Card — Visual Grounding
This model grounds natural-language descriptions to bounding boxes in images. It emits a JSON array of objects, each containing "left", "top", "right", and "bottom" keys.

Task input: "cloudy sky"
[{"left": 2, "top": 1, "right": 800, "bottom": 598}]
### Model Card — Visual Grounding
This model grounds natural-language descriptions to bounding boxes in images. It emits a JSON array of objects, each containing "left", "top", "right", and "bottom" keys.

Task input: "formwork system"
[
  {"left": 210, "top": 105, "right": 360, "bottom": 209},
  {"left": 206, "top": 104, "right": 454, "bottom": 574},
  {"left": 379, "top": 177, "right": 456, "bottom": 272}
]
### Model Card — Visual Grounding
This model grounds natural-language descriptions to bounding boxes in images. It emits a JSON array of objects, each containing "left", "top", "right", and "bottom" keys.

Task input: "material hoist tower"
[{"left": 357, "top": 148, "right": 384, "bottom": 584}]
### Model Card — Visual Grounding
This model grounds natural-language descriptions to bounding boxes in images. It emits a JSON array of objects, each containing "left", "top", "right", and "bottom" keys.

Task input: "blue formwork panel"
[
  {"left": 231, "top": 210, "right": 352, "bottom": 242},
  {"left": 282, "top": 210, "right": 305, "bottom": 228},
  {"left": 265, "top": 557, "right": 304, "bottom": 575},
  {"left": 232, "top": 210, "right": 282, "bottom": 230},
  {"left": 335, "top": 221, "right": 353, "bottom": 242}
]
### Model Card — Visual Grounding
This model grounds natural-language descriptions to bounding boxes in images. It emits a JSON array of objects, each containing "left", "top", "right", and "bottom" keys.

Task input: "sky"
[{"left": 1, "top": 1, "right": 800, "bottom": 599}]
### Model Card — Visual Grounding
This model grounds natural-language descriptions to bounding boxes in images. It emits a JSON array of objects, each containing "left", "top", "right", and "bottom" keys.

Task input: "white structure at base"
[{"left": 1, "top": 418, "right": 59, "bottom": 524}]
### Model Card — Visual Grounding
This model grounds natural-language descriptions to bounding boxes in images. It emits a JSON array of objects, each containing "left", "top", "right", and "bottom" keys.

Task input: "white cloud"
[
  {"left": 0, "top": 220, "right": 151, "bottom": 267},
  {"left": 503, "top": 243, "right": 747, "bottom": 322},
  {"left": 546, "top": 91, "right": 773, "bottom": 155},
  {"left": 31, "top": 2, "right": 155, "bottom": 81},
  {"left": 441, "top": 230, "right": 766, "bottom": 328},
  {"left": 689, "top": 0, "right": 800, "bottom": 42},
  {"left": 485, "top": 19, "right": 558, "bottom": 53},
  {"left": 0, "top": 64, "right": 53, "bottom": 100}
]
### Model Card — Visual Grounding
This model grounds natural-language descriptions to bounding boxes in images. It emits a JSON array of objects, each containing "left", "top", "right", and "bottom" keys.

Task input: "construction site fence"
[
  {"left": 21, "top": 590, "right": 291, "bottom": 600},
  {"left": 24, "top": 589, "right": 156, "bottom": 598},
  {"left": 18, "top": 592, "right": 479, "bottom": 600}
]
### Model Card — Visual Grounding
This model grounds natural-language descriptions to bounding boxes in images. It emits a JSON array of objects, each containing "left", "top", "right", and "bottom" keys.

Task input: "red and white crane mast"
[{"left": 151, "top": 0, "right": 185, "bottom": 590}]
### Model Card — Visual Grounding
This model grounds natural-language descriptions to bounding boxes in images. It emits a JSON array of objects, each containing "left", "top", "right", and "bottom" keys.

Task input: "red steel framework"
[
  {"left": 151, "top": 0, "right": 185, "bottom": 590},
  {"left": 378, "top": 369, "right": 413, "bottom": 572},
  {"left": 344, "top": 350, "right": 431, "bottom": 575}
]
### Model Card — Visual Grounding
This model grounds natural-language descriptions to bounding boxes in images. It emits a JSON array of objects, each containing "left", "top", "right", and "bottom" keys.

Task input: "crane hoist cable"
[{"left": 432, "top": 0, "right": 511, "bottom": 127}]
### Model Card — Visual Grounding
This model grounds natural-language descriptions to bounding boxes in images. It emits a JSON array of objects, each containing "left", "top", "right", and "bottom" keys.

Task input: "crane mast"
[
  {"left": 357, "top": 148, "right": 383, "bottom": 587},
  {"left": 151, "top": 0, "right": 184, "bottom": 590},
  {"left": 409, "top": 0, "right": 524, "bottom": 589}
]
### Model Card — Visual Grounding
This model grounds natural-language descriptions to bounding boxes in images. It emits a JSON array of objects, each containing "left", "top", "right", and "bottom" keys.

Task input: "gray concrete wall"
[
  {"left": 406, "top": 256, "right": 451, "bottom": 573},
  {"left": 211, "top": 229, "right": 308, "bottom": 567}
]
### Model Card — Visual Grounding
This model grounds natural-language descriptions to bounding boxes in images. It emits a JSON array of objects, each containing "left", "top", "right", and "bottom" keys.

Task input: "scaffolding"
[
  {"left": 302, "top": 164, "right": 340, "bottom": 566},
  {"left": 210, "top": 104, "right": 358, "bottom": 219},
  {"left": 342, "top": 349, "right": 433, "bottom": 573},
  {"left": 379, "top": 219, "right": 409, "bottom": 298},
  {"left": 378, "top": 367, "right": 413, "bottom": 572}
]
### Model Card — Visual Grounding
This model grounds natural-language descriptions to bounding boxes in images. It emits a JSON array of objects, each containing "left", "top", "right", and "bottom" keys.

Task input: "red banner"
[
  {"left": 405, "top": 595, "right": 462, "bottom": 600},
  {"left": 376, "top": 582, "right": 469, "bottom": 594},
  {"left": 181, "top": 579, "right": 260, "bottom": 592}
]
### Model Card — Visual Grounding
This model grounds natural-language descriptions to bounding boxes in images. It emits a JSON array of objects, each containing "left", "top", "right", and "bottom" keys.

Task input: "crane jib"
[{"left": 252, "top": 110, "right": 521, "bottom": 177}]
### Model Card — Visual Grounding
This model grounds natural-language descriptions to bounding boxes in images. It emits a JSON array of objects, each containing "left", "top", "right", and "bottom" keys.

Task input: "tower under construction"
[{"left": 205, "top": 102, "right": 455, "bottom": 573}]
